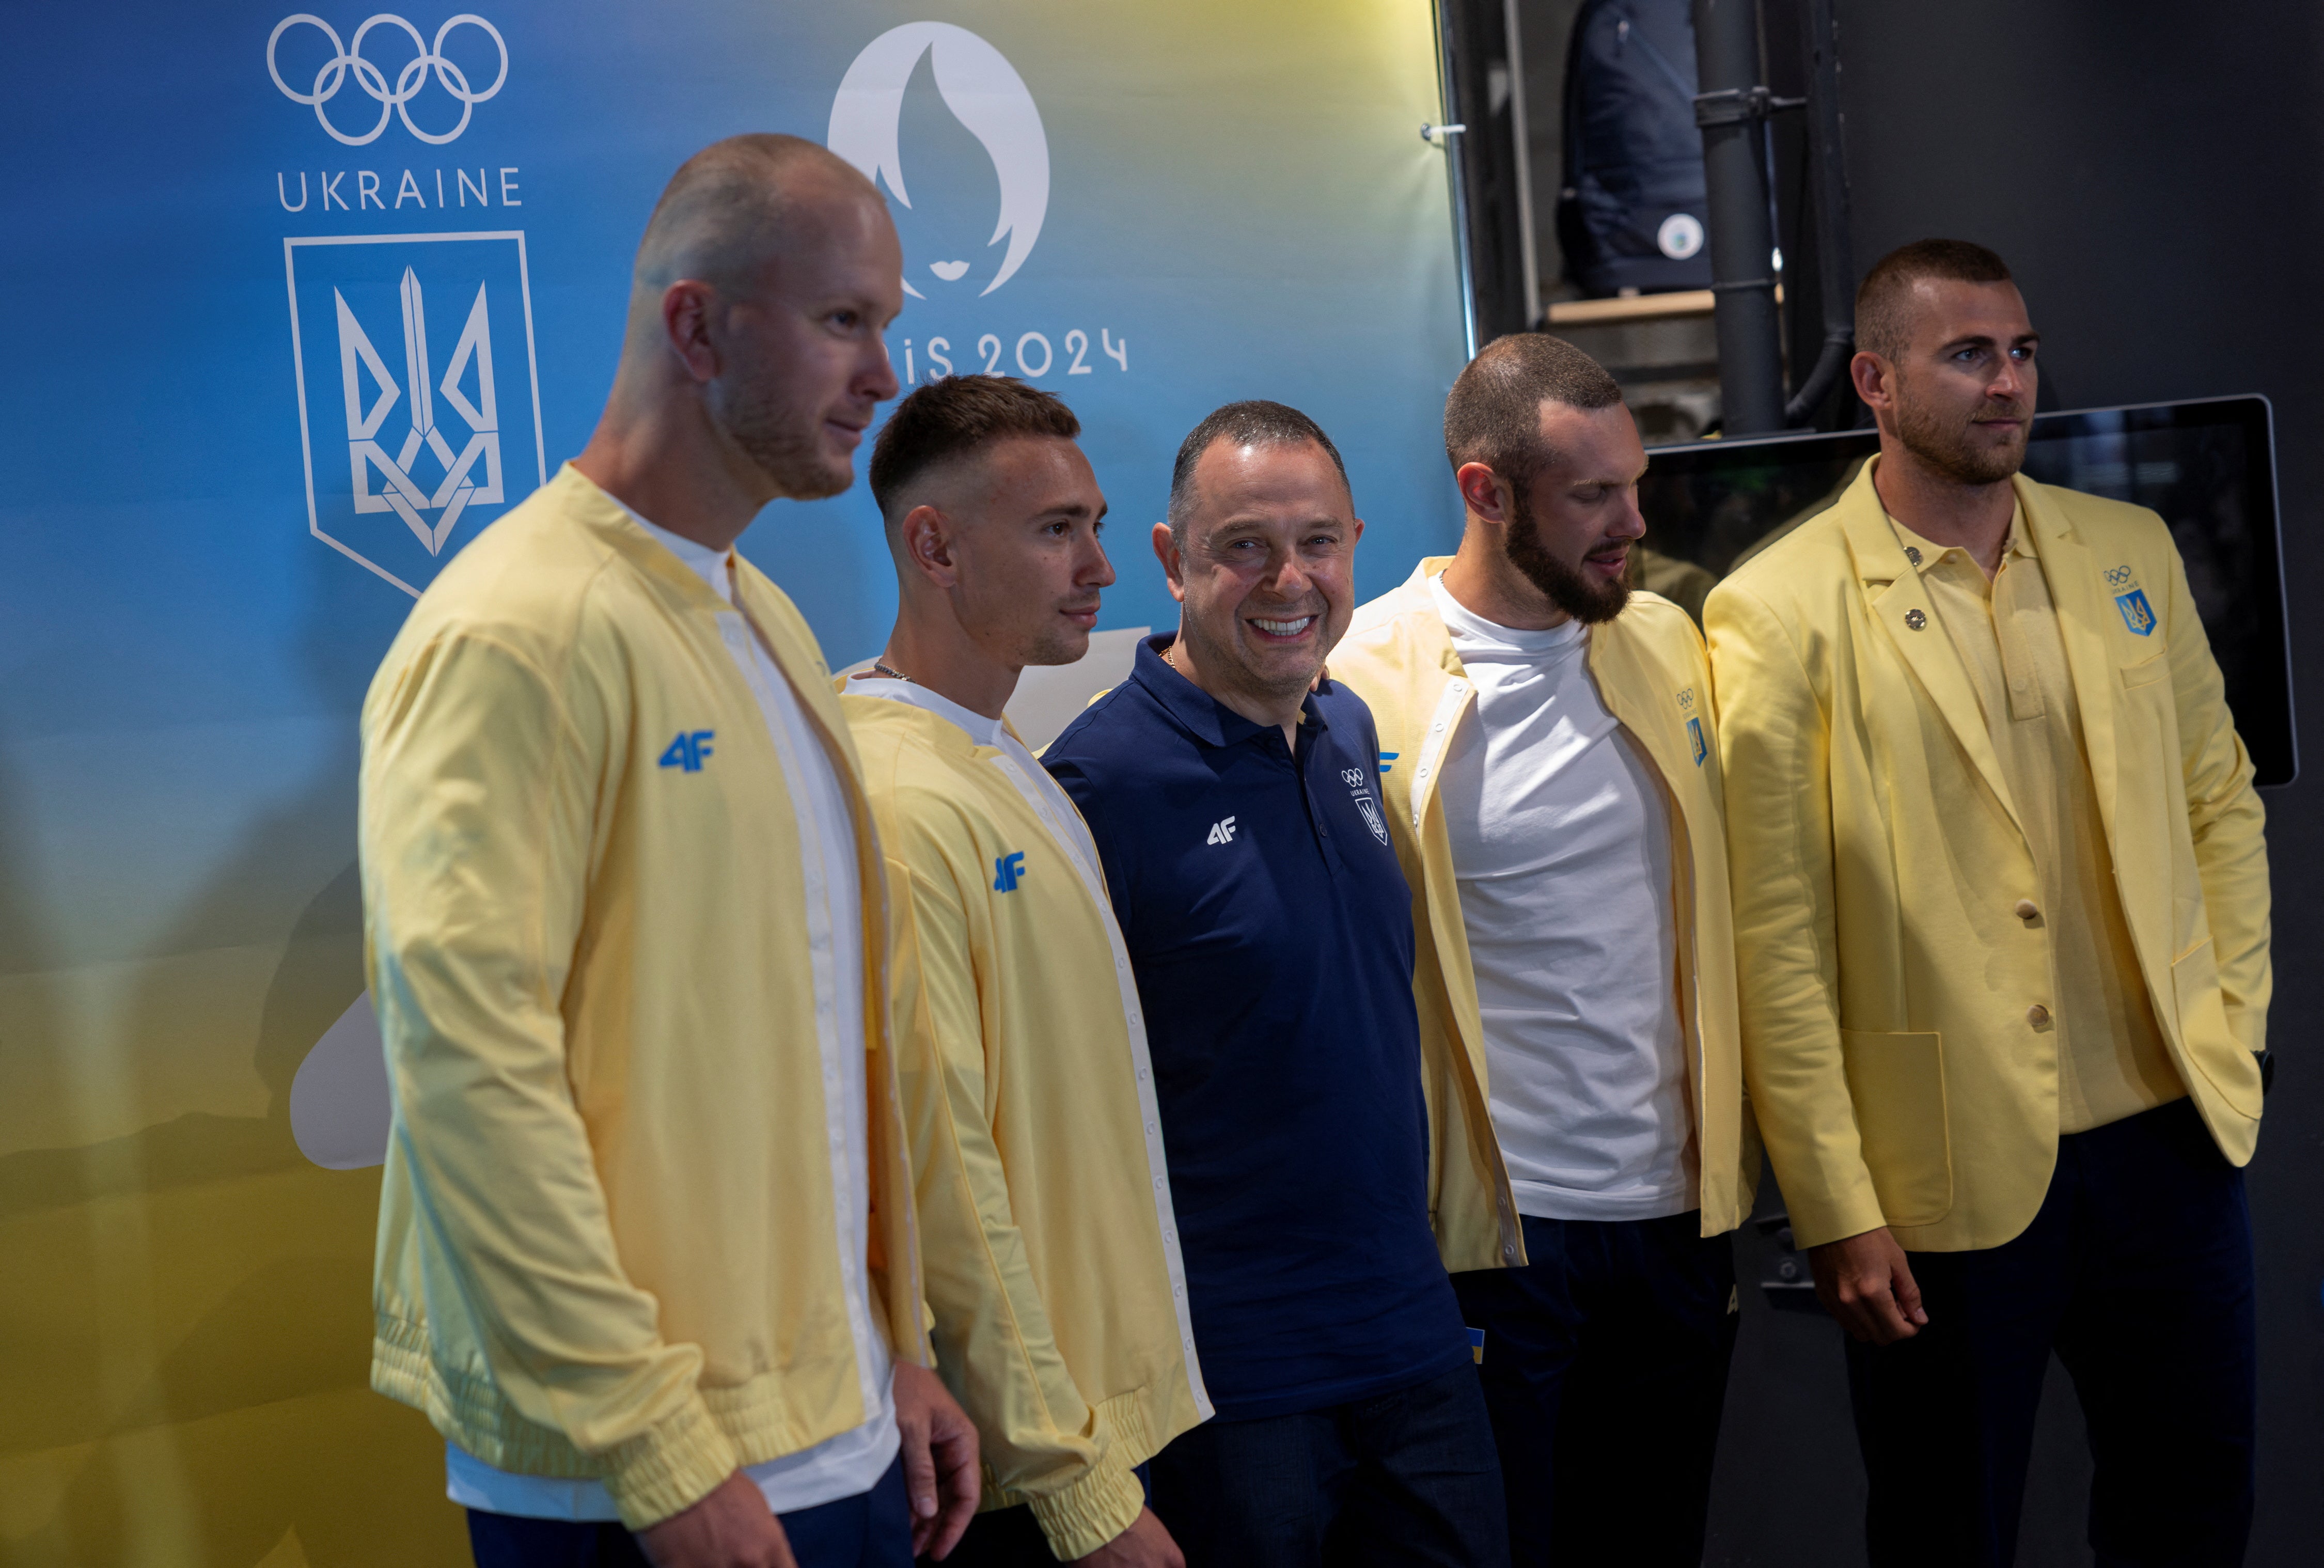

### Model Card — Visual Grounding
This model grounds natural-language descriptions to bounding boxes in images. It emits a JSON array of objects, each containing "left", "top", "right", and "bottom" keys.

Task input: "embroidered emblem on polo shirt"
[{"left": 1342, "top": 766, "right": 1392, "bottom": 846}]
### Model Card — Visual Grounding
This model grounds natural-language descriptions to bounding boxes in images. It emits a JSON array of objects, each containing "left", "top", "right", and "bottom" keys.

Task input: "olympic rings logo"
[{"left": 267, "top": 14, "right": 508, "bottom": 146}]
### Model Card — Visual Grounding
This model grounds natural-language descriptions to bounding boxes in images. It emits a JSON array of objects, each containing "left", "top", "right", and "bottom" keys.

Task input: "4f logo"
[
  {"left": 1206, "top": 817, "right": 1237, "bottom": 846},
  {"left": 338, "top": 267, "right": 503, "bottom": 553},
  {"left": 993, "top": 851, "right": 1027, "bottom": 892},
  {"left": 287, "top": 232, "right": 545, "bottom": 597},
  {"left": 659, "top": 731, "right": 715, "bottom": 773}
]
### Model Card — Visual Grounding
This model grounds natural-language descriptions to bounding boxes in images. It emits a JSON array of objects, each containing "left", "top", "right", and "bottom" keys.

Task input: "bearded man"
[
  {"left": 1707, "top": 240, "right": 2270, "bottom": 1567},
  {"left": 1330, "top": 335, "right": 1754, "bottom": 1566}
]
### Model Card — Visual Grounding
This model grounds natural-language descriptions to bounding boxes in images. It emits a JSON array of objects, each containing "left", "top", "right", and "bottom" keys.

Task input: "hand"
[
  {"left": 635, "top": 1470, "right": 796, "bottom": 1568},
  {"left": 1808, "top": 1226, "right": 1928, "bottom": 1344},
  {"left": 1074, "top": 1508, "right": 1184, "bottom": 1567},
  {"left": 893, "top": 1361, "right": 981, "bottom": 1560}
]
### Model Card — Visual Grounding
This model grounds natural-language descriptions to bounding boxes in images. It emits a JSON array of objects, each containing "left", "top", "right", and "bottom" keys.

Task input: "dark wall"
[{"left": 1705, "top": 5, "right": 2324, "bottom": 1563}]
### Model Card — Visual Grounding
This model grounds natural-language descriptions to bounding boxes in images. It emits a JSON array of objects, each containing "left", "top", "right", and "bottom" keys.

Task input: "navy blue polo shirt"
[{"left": 1044, "top": 635, "right": 1469, "bottom": 1419}]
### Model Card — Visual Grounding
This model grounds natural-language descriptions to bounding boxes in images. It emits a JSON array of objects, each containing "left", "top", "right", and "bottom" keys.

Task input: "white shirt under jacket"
[
  {"left": 447, "top": 511, "right": 898, "bottom": 1519},
  {"left": 1427, "top": 574, "right": 1696, "bottom": 1223}
]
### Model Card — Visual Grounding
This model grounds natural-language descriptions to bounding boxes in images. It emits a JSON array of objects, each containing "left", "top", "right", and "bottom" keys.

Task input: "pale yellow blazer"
[
  {"left": 1705, "top": 461, "right": 2270, "bottom": 1252},
  {"left": 1332, "top": 561, "right": 1757, "bottom": 1274}
]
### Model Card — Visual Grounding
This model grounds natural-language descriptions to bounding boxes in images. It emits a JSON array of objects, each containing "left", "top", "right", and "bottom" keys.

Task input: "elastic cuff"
[
  {"left": 602, "top": 1395, "right": 743, "bottom": 1531},
  {"left": 1026, "top": 1448, "right": 1147, "bottom": 1562}
]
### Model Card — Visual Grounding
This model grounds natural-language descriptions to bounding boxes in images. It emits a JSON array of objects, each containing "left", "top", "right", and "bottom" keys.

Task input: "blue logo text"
[{"left": 659, "top": 730, "right": 716, "bottom": 772}]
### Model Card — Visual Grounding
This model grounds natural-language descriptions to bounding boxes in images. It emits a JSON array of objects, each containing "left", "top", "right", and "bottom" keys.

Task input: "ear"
[
  {"left": 662, "top": 280, "right": 721, "bottom": 384},
  {"left": 1454, "top": 462, "right": 1514, "bottom": 526},
  {"left": 1151, "top": 520, "right": 1188, "bottom": 604},
  {"left": 899, "top": 504, "right": 961, "bottom": 590},
  {"left": 1849, "top": 349, "right": 1894, "bottom": 413}
]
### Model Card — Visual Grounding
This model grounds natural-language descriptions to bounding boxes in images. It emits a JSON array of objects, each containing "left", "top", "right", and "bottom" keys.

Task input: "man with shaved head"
[
  {"left": 1709, "top": 240, "right": 2270, "bottom": 1564},
  {"left": 1331, "top": 335, "right": 1752, "bottom": 1565},
  {"left": 359, "top": 134, "right": 978, "bottom": 1568}
]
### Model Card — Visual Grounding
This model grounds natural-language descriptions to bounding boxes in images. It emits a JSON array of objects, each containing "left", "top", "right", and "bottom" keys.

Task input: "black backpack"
[{"left": 1556, "top": 0, "right": 1715, "bottom": 296}]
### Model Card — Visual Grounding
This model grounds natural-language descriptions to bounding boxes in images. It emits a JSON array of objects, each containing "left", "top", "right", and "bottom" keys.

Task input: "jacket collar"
[
  {"left": 555, "top": 463, "right": 735, "bottom": 617},
  {"left": 1833, "top": 455, "right": 2118, "bottom": 845},
  {"left": 1128, "top": 632, "right": 1327, "bottom": 749}
]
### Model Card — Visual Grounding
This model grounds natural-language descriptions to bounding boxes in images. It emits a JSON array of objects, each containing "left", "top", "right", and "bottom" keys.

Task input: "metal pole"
[
  {"left": 1781, "top": 0, "right": 1857, "bottom": 426},
  {"left": 1692, "top": 0, "right": 1785, "bottom": 434},
  {"left": 1501, "top": 0, "right": 1542, "bottom": 331},
  {"left": 1432, "top": 0, "right": 1481, "bottom": 361}
]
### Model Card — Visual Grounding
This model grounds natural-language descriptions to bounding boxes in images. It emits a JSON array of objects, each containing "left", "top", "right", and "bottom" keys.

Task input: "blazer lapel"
[
  {"left": 2017, "top": 477, "right": 2122, "bottom": 837},
  {"left": 1837, "top": 476, "right": 2029, "bottom": 845}
]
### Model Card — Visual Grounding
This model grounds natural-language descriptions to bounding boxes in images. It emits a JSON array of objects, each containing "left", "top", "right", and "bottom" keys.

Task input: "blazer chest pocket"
[
  {"left": 2121, "top": 651, "right": 2170, "bottom": 690},
  {"left": 1839, "top": 1029, "right": 1953, "bottom": 1228}
]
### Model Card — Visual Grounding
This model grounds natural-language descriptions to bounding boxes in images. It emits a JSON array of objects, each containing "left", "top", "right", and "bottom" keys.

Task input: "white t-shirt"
[
  {"left": 448, "top": 510, "right": 898, "bottom": 1520},
  {"left": 1427, "top": 574, "right": 1695, "bottom": 1223}
]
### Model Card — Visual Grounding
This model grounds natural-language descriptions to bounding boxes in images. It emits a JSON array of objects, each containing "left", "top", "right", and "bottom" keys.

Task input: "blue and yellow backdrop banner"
[{"left": 0, "top": 4, "right": 1465, "bottom": 1561}]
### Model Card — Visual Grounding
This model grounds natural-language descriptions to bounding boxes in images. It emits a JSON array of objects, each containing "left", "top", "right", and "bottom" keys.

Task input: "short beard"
[
  {"left": 1503, "top": 473, "right": 1629, "bottom": 625},
  {"left": 711, "top": 363, "right": 852, "bottom": 501},
  {"left": 1894, "top": 384, "right": 2027, "bottom": 486}
]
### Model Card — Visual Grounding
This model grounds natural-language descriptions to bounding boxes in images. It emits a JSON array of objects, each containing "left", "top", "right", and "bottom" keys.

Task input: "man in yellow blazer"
[
  {"left": 360, "top": 137, "right": 977, "bottom": 1568},
  {"left": 841, "top": 376, "right": 1208, "bottom": 1568},
  {"left": 1707, "top": 239, "right": 2269, "bottom": 1567},
  {"left": 1331, "top": 335, "right": 1754, "bottom": 1566}
]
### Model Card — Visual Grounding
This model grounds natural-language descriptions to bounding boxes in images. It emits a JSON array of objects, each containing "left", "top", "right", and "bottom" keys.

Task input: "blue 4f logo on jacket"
[
  {"left": 659, "top": 731, "right": 715, "bottom": 772},
  {"left": 993, "top": 851, "right": 1027, "bottom": 892}
]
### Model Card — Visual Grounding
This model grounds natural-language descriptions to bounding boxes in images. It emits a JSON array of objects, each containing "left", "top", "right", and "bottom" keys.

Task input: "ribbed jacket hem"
[{"left": 375, "top": 1315, "right": 907, "bottom": 1529}]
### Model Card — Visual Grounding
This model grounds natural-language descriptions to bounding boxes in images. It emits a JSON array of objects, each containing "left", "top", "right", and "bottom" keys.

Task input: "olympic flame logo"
[{"left": 268, "top": 13, "right": 508, "bottom": 146}]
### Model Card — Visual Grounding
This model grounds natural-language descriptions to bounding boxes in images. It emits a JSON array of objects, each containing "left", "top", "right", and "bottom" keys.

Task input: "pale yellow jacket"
[
  {"left": 1706, "top": 462, "right": 2270, "bottom": 1252},
  {"left": 1331, "top": 561, "right": 1756, "bottom": 1274},
  {"left": 360, "top": 466, "right": 925, "bottom": 1529},
  {"left": 842, "top": 692, "right": 1210, "bottom": 1558}
]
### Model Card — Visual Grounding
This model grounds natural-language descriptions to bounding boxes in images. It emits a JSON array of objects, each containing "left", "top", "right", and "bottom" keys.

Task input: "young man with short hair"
[
  {"left": 1708, "top": 239, "right": 2270, "bottom": 1565},
  {"left": 359, "top": 135, "right": 978, "bottom": 1568},
  {"left": 1042, "top": 402, "right": 1509, "bottom": 1568},
  {"left": 1330, "top": 335, "right": 1753, "bottom": 1565},
  {"left": 839, "top": 375, "right": 1207, "bottom": 1567}
]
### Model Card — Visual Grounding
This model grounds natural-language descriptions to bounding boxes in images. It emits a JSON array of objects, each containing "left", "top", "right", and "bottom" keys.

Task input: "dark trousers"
[
  {"left": 1148, "top": 1363, "right": 1509, "bottom": 1567},
  {"left": 467, "top": 1454, "right": 914, "bottom": 1568},
  {"left": 1847, "top": 1097, "right": 2256, "bottom": 1568},
  {"left": 1449, "top": 1210, "right": 1738, "bottom": 1566}
]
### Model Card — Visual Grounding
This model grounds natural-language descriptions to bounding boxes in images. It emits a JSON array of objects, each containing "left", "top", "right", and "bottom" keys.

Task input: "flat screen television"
[{"left": 1631, "top": 395, "right": 2297, "bottom": 787}]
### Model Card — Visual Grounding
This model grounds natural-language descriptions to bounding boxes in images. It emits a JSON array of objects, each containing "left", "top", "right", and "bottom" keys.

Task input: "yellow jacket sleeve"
[
  {"left": 1704, "top": 584, "right": 1888, "bottom": 1246},
  {"left": 2160, "top": 546, "right": 2272, "bottom": 1055},
  {"left": 887, "top": 854, "right": 1147, "bottom": 1560},
  {"left": 363, "top": 631, "right": 737, "bottom": 1528}
]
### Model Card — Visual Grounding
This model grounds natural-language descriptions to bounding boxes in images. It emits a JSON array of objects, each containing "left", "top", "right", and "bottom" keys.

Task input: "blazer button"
[
  {"left": 2026, "top": 1003, "right": 2052, "bottom": 1029},
  {"left": 1904, "top": 608, "right": 1928, "bottom": 631},
  {"left": 2015, "top": 899, "right": 2040, "bottom": 921}
]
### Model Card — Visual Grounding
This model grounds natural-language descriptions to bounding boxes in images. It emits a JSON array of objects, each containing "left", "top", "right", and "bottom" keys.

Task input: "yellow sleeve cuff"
[
  {"left": 1026, "top": 1445, "right": 1148, "bottom": 1562},
  {"left": 601, "top": 1395, "right": 743, "bottom": 1532}
]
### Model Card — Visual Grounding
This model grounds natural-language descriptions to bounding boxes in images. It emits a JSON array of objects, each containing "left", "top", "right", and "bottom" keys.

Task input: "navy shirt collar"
[{"left": 1130, "top": 633, "right": 1331, "bottom": 750}]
